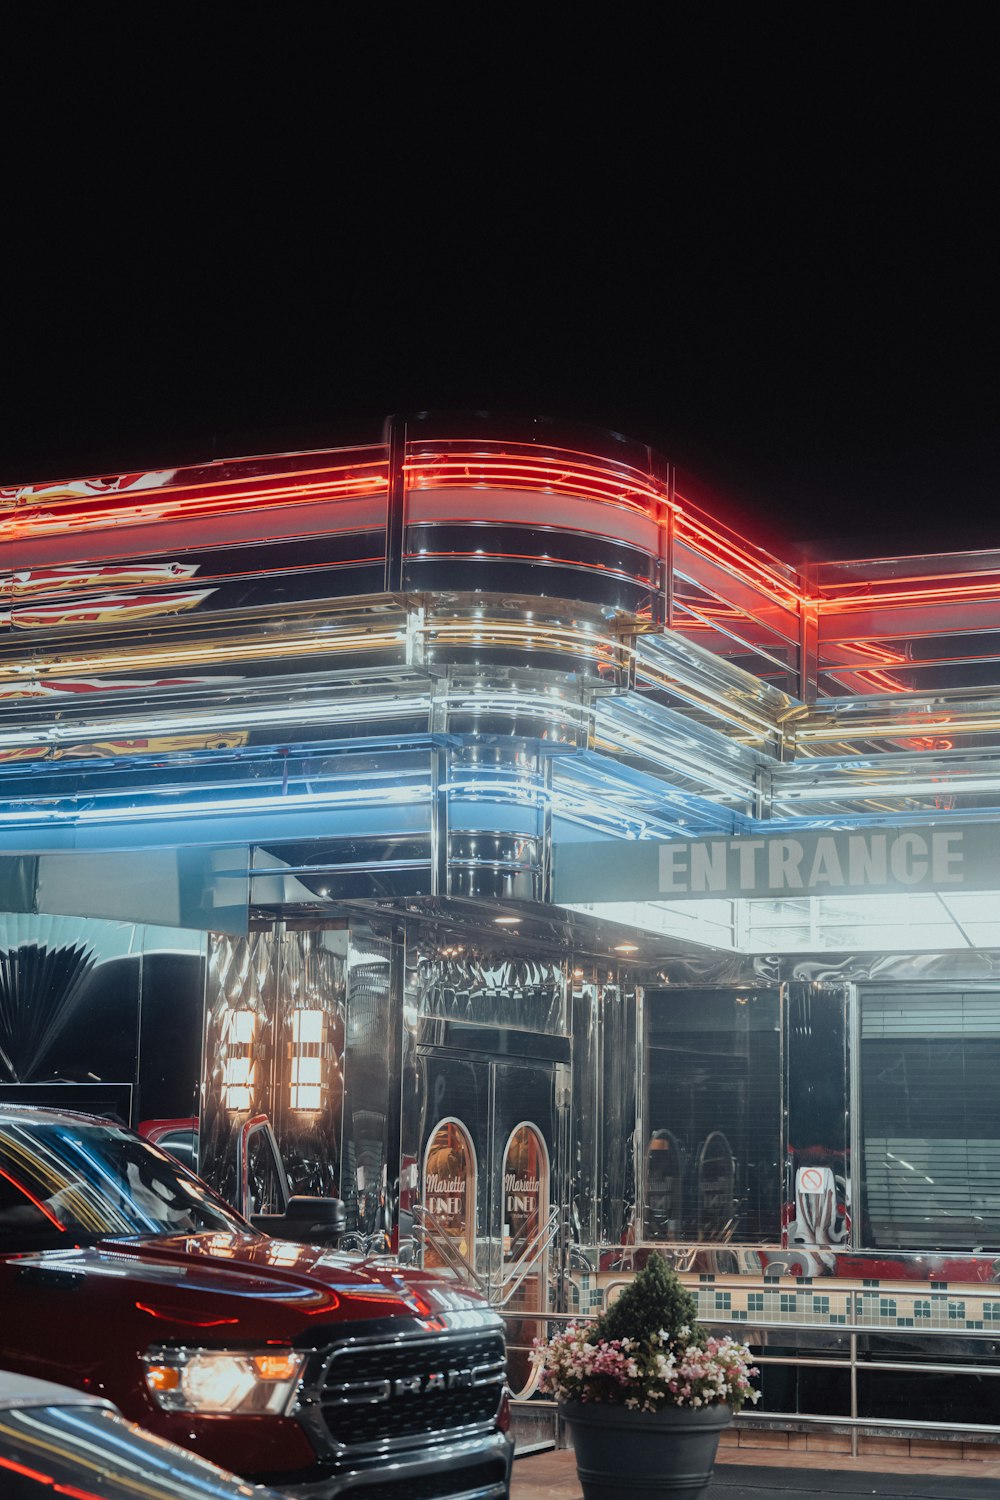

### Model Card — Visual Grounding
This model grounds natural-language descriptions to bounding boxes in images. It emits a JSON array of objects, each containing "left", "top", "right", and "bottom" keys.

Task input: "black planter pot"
[{"left": 561, "top": 1399, "right": 732, "bottom": 1500}]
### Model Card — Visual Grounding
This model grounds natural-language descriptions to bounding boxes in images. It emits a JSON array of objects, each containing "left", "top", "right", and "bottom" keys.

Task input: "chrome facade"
[{"left": 3, "top": 416, "right": 1000, "bottom": 1439}]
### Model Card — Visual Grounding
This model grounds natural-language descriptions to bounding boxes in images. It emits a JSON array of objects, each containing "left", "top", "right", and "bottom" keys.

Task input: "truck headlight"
[{"left": 144, "top": 1347, "right": 306, "bottom": 1415}]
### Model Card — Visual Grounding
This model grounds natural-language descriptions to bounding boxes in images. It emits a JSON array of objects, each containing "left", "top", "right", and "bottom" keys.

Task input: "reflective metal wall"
[
  {"left": 0, "top": 913, "right": 205, "bottom": 1126},
  {"left": 201, "top": 928, "right": 347, "bottom": 1209},
  {"left": 193, "top": 914, "right": 1000, "bottom": 1289}
]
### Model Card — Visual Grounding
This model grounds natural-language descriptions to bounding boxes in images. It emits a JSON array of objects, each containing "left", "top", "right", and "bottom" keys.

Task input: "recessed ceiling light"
[
  {"left": 614, "top": 943, "right": 640, "bottom": 953},
  {"left": 494, "top": 916, "right": 521, "bottom": 925}
]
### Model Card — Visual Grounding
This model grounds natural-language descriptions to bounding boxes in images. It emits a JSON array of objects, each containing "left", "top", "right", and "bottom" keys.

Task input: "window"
[
  {"left": 644, "top": 988, "right": 781, "bottom": 1243},
  {"left": 860, "top": 988, "right": 1000, "bottom": 1250},
  {"left": 0, "top": 1118, "right": 241, "bottom": 1249}
]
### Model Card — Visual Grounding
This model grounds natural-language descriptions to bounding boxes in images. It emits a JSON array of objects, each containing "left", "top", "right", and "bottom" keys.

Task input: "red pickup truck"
[{"left": 0, "top": 1105, "right": 512, "bottom": 1499}]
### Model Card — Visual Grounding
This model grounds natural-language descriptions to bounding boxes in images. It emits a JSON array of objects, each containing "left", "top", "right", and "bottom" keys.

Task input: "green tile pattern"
[{"left": 571, "top": 1273, "right": 1000, "bottom": 1336}]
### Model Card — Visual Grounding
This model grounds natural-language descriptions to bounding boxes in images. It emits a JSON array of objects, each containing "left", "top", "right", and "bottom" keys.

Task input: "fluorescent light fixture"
[
  {"left": 223, "top": 1010, "right": 255, "bottom": 1111},
  {"left": 289, "top": 1008, "right": 324, "bottom": 1111}
]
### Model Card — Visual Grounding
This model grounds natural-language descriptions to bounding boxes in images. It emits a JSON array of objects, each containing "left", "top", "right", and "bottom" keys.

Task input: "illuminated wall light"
[
  {"left": 796, "top": 715, "right": 1000, "bottom": 744},
  {"left": 223, "top": 1010, "right": 255, "bottom": 1112},
  {"left": 4, "top": 627, "right": 409, "bottom": 692},
  {"left": 10, "top": 435, "right": 1000, "bottom": 790},
  {"left": 4, "top": 466, "right": 390, "bottom": 543},
  {"left": 0, "top": 688, "right": 435, "bottom": 752},
  {"left": 820, "top": 579, "right": 1000, "bottom": 609},
  {"left": 0, "top": 783, "right": 433, "bottom": 827},
  {"left": 13, "top": 440, "right": 998, "bottom": 701},
  {"left": 614, "top": 942, "right": 640, "bottom": 953},
  {"left": 775, "top": 775, "right": 1000, "bottom": 799},
  {"left": 289, "top": 1007, "right": 324, "bottom": 1111},
  {"left": 404, "top": 456, "right": 663, "bottom": 518},
  {"left": 494, "top": 916, "right": 521, "bottom": 925}
]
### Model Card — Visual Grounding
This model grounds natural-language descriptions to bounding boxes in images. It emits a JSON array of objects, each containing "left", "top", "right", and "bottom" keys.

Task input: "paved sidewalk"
[{"left": 511, "top": 1446, "right": 1000, "bottom": 1499}]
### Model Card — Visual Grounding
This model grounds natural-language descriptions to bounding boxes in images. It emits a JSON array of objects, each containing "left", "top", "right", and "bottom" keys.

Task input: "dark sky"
[{"left": 5, "top": 17, "right": 998, "bottom": 560}]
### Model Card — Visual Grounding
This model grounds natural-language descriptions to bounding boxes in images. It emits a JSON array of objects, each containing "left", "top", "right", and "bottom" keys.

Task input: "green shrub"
[{"left": 594, "top": 1252, "right": 702, "bottom": 1346}]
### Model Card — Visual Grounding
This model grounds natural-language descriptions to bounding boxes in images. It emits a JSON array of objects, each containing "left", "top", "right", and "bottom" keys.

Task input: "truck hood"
[{"left": 11, "top": 1233, "right": 488, "bottom": 1342}]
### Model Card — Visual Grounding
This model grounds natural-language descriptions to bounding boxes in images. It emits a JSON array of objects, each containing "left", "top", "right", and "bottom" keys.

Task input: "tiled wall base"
[
  {"left": 720, "top": 1429, "right": 1000, "bottom": 1462},
  {"left": 577, "top": 1270, "right": 1000, "bottom": 1337}
]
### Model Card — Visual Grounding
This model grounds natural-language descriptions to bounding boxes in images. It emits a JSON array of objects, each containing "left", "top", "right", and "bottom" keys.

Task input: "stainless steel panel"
[
  {"left": 598, "top": 978, "right": 639, "bottom": 1246},
  {"left": 407, "top": 942, "right": 567, "bottom": 1035},
  {"left": 342, "top": 920, "right": 395, "bottom": 1237}
]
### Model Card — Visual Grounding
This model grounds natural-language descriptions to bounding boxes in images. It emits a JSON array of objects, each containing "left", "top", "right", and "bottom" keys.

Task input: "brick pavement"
[{"left": 511, "top": 1442, "right": 1000, "bottom": 1499}]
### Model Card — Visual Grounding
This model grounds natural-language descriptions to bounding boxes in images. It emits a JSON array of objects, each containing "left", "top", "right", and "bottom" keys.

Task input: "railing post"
[
  {"left": 849, "top": 1329, "right": 859, "bottom": 1457},
  {"left": 666, "top": 465, "right": 676, "bottom": 631},
  {"left": 653, "top": 469, "right": 676, "bottom": 631},
  {"left": 797, "top": 576, "right": 821, "bottom": 705},
  {"left": 383, "top": 414, "right": 407, "bottom": 593}
]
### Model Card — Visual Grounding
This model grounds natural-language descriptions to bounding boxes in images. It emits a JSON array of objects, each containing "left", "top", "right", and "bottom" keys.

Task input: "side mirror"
[{"left": 251, "top": 1196, "right": 346, "bottom": 1246}]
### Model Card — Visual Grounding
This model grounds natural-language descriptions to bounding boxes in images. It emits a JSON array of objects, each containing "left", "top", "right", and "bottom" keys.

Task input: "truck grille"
[{"left": 319, "top": 1329, "right": 506, "bottom": 1447}]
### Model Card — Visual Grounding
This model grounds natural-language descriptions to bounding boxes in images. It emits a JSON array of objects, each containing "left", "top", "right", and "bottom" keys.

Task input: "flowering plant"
[{"left": 531, "top": 1253, "right": 760, "bottom": 1413}]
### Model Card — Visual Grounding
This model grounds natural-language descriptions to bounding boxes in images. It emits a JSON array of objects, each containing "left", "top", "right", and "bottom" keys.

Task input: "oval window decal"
[
  {"left": 503, "top": 1124, "right": 547, "bottom": 1265},
  {"left": 501, "top": 1122, "right": 550, "bottom": 1398},
  {"left": 422, "top": 1118, "right": 476, "bottom": 1270}
]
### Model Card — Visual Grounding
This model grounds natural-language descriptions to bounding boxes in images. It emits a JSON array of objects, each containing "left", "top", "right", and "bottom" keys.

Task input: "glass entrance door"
[{"left": 416, "top": 1049, "right": 565, "bottom": 1394}]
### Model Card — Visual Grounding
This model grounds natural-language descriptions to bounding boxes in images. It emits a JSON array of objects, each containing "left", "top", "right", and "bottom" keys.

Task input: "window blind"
[{"left": 860, "top": 989, "right": 1000, "bottom": 1250}]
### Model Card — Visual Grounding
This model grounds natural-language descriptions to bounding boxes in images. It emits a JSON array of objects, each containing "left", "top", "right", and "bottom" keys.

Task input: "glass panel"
[
  {"left": 414, "top": 1052, "right": 492, "bottom": 1275},
  {"left": 755, "top": 1343, "right": 851, "bottom": 1418},
  {"left": 860, "top": 987, "right": 1000, "bottom": 1249},
  {"left": 0, "top": 1114, "right": 242, "bottom": 1249},
  {"left": 502, "top": 1120, "right": 550, "bottom": 1398},
  {"left": 503, "top": 1123, "right": 548, "bottom": 1275},
  {"left": 784, "top": 984, "right": 850, "bottom": 1256},
  {"left": 644, "top": 988, "right": 782, "bottom": 1243},
  {"left": 858, "top": 1345, "right": 1000, "bottom": 1427},
  {"left": 493, "top": 1066, "right": 558, "bottom": 1398},
  {"left": 422, "top": 1118, "right": 476, "bottom": 1271}
]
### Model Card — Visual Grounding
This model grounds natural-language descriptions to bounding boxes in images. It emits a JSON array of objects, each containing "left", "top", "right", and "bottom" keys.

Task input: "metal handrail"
[
  {"left": 507, "top": 1285, "right": 1000, "bottom": 1454},
  {"left": 493, "top": 1207, "right": 563, "bottom": 1308},
  {"left": 411, "top": 1204, "right": 487, "bottom": 1292}
]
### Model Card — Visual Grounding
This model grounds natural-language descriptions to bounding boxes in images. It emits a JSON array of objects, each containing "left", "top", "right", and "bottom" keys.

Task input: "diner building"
[{"left": 1, "top": 415, "right": 999, "bottom": 1451}]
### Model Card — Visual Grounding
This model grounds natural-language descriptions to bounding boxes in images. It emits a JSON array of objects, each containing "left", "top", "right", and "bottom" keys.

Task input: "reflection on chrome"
[
  {"left": 0, "top": 1117, "right": 246, "bottom": 1248},
  {"left": 0, "top": 1404, "right": 264, "bottom": 1498}
]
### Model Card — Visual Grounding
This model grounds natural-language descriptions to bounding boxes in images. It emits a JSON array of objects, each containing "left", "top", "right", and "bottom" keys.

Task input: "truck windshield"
[{"left": 0, "top": 1116, "right": 246, "bottom": 1249}]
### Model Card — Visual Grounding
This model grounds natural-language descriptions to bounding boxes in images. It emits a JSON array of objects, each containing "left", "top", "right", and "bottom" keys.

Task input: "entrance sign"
[{"left": 554, "top": 820, "right": 1000, "bottom": 903}]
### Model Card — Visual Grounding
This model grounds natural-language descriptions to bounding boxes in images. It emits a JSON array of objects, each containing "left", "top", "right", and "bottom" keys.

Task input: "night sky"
[{"left": 5, "top": 18, "right": 998, "bottom": 561}]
